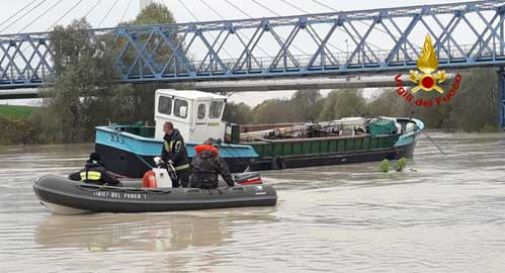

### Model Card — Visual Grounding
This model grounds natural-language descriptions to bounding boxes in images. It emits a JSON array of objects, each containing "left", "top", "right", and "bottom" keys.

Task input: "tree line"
[{"left": 224, "top": 68, "right": 499, "bottom": 133}]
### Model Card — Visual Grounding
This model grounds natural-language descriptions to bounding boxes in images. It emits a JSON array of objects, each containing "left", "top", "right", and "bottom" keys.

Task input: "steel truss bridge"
[{"left": 1, "top": 0, "right": 505, "bottom": 126}]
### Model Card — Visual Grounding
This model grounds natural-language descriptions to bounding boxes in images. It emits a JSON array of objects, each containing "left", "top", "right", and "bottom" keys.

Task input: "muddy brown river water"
[{"left": 0, "top": 132, "right": 504, "bottom": 272}]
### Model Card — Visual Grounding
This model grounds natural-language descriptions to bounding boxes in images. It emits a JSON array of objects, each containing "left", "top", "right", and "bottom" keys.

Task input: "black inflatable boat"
[{"left": 33, "top": 175, "right": 277, "bottom": 214}]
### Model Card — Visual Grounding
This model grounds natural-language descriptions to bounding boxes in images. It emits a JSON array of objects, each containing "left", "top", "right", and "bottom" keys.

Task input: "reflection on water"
[
  {"left": 36, "top": 214, "right": 227, "bottom": 252},
  {"left": 35, "top": 210, "right": 276, "bottom": 252},
  {"left": 1, "top": 133, "right": 505, "bottom": 272}
]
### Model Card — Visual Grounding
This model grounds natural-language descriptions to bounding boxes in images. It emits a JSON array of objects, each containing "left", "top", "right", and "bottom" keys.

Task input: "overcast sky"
[{"left": 0, "top": 0, "right": 471, "bottom": 34}]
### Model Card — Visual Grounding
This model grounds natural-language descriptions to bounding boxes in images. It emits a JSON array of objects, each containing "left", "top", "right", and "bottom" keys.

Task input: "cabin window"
[
  {"left": 174, "top": 99, "right": 188, "bottom": 119},
  {"left": 209, "top": 101, "right": 224, "bottom": 119},
  {"left": 197, "top": 104, "right": 206, "bottom": 119},
  {"left": 158, "top": 96, "right": 172, "bottom": 115}
]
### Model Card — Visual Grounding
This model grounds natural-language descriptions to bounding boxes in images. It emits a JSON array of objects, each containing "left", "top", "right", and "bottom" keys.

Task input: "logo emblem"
[
  {"left": 409, "top": 35, "right": 447, "bottom": 94},
  {"left": 394, "top": 35, "right": 462, "bottom": 108}
]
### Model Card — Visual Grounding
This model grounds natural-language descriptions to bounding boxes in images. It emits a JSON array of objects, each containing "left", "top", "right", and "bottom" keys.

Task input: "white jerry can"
[{"left": 152, "top": 168, "right": 172, "bottom": 188}]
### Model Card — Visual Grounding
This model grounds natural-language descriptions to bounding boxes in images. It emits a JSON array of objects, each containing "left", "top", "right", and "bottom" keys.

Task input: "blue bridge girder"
[{"left": 1, "top": 0, "right": 505, "bottom": 88}]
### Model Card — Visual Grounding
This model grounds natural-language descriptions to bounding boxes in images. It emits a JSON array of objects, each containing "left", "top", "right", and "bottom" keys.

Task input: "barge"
[{"left": 95, "top": 90, "right": 424, "bottom": 178}]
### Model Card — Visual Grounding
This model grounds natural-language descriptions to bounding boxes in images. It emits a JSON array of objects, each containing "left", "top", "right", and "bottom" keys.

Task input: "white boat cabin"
[{"left": 154, "top": 89, "right": 228, "bottom": 143}]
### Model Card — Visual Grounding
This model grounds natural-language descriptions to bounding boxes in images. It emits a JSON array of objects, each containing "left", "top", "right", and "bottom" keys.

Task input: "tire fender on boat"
[{"left": 271, "top": 157, "right": 286, "bottom": 170}]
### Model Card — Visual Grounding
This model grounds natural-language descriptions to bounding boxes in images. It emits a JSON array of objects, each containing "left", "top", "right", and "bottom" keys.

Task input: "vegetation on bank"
[
  {"left": 0, "top": 105, "right": 35, "bottom": 119},
  {"left": 224, "top": 69, "right": 500, "bottom": 133},
  {"left": 0, "top": 3, "right": 501, "bottom": 146},
  {"left": 0, "top": 106, "right": 36, "bottom": 145},
  {"left": 156, "top": 71, "right": 500, "bottom": 132},
  {"left": 0, "top": 117, "right": 39, "bottom": 145}
]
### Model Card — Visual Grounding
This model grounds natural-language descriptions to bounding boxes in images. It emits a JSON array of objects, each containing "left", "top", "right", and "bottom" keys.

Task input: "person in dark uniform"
[
  {"left": 160, "top": 121, "right": 190, "bottom": 187},
  {"left": 190, "top": 140, "right": 234, "bottom": 189},
  {"left": 69, "top": 152, "right": 120, "bottom": 186}
]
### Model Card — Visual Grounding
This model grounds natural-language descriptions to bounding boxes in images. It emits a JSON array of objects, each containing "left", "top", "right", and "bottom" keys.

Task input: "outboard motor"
[
  {"left": 234, "top": 172, "right": 263, "bottom": 185},
  {"left": 142, "top": 157, "right": 173, "bottom": 188}
]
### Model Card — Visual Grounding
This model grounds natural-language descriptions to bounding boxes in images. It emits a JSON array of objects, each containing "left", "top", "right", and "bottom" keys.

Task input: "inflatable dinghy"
[{"left": 33, "top": 175, "right": 277, "bottom": 214}]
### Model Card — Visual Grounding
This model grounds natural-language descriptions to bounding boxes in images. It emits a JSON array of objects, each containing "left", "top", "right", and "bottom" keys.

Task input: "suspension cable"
[
  {"left": 222, "top": 0, "right": 308, "bottom": 55},
  {"left": 178, "top": 0, "right": 199, "bottom": 21},
  {"left": 252, "top": 0, "right": 281, "bottom": 17},
  {"left": 223, "top": 0, "right": 253, "bottom": 18},
  {"left": 199, "top": 0, "right": 225, "bottom": 20},
  {"left": 48, "top": 0, "right": 86, "bottom": 30},
  {"left": 0, "top": 0, "right": 40, "bottom": 29},
  {"left": 310, "top": 0, "right": 389, "bottom": 41},
  {"left": 97, "top": 0, "right": 120, "bottom": 28},
  {"left": 279, "top": 0, "right": 307, "bottom": 14},
  {"left": 274, "top": 0, "right": 346, "bottom": 55},
  {"left": 201, "top": 0, "right": 271, "bottom": 57},
  {"left": 0, "top": 0, "right": 49, "bottom": 33},
  {"left": 84, "top": 0, "right": 102, "bottom": 18},
  {"left": 311, "top": 0, "right": 336, "bottom": 12},
  {"left": 120, "top": 0, "right": 134, "bottom": 22},
  {"left": 18, "top": 0, "right": 66, "bottom": 33},
  {"left": 178, "top": 0, "right": 234, "bottom": 59}
]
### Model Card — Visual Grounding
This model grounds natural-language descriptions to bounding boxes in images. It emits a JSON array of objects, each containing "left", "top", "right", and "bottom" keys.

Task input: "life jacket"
[
  {"left": 79, "top": 162, "right": 105, "bottom": 183},
  {"left": 80, "top": 170, "right": 102, "bottom": 181},
  {"left": 163, "top": 129, "right": 190, "bottom": 171}
]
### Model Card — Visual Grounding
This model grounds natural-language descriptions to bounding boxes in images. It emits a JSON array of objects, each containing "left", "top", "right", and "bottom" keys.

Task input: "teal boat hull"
[{"left": 95, "top": 118, "right": 423, "bottom": 178}]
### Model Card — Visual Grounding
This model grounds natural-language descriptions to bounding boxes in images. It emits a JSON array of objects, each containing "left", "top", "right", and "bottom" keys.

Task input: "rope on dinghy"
[{"left": 110, "top": 126, "right": 155, "bottom": 170}]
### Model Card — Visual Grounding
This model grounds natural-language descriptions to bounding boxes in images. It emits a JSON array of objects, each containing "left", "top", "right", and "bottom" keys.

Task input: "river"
[{"left": 0, "top": 133, "right": 504, "bottom": 273}]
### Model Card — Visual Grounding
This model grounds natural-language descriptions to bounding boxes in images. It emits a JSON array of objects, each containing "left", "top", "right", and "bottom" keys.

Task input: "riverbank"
[
  {"left": 0, "top": 111, "right": 501, "bottom": 147},
  {"left": 0, "top": 105, "right": 40, "bottom": 145},
  {"left": 0, "top": 105, "right": 35, "bottom": 119}
]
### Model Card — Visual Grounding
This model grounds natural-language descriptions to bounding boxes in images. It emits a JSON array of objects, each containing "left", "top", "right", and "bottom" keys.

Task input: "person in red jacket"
[{"left": 190, "top": 140, "right": 234, "bottom": 189}]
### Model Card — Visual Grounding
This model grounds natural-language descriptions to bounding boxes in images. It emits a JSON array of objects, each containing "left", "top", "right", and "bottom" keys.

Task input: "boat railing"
[{"left": 107, "top": 124, "right": 156, "bottom": 138}]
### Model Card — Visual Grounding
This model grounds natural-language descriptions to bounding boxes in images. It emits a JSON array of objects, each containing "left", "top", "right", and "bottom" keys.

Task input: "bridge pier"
[{"left": 499, "top": 68, "right": 505, "bottom": 129}]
